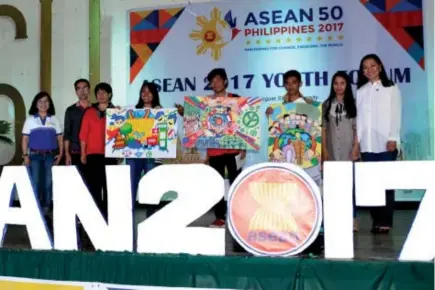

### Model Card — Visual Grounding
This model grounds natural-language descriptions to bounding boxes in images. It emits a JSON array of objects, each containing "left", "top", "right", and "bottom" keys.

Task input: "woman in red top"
[{"left": 79, "top": 82, "right": 117, "bottom": 220}]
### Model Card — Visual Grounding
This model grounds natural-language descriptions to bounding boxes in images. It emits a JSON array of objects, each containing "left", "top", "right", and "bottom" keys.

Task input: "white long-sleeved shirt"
[{"left": 356, "top": 81, "right": 402, "bottom": 153}]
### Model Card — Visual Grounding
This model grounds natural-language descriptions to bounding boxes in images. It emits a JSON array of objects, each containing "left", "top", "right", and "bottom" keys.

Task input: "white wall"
[
  {"left": 0, "top": 0, "right": 40, "bottom": 164},
  {"left": 0, "top": 0, "right": 40, "bottom": 110},
  {"left": 0, "top": 0, "right": 88, "bottom": 164},
  {"left": 52, "top": 0, "right": 89, "bottom": 126},
  {"left": 101, "top": 0, "right": 216, "bottom": 106}
]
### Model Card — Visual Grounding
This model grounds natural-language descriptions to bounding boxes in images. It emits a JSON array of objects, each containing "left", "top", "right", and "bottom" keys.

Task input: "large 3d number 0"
[{"left": 137, "top": 164, "right": 225, "bottom": 255}]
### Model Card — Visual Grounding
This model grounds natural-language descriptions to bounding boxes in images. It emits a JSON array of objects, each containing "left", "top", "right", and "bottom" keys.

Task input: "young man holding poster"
[
  {"left": 175, "top": 68, "right": 245, "bottom": 228},
  {"left": 265, "top": 70, "right": 321, "bottom": 185}
]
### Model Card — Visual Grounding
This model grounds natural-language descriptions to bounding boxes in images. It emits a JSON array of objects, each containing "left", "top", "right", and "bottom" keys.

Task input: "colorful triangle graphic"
[
  {"left": 364, "top": 2, "right": 384, "bottom": 13},
  {"left": 159, "top": 10, "right": 173, "bottom": 27},
  {"left": 390, "top": 0, "right": 420, "bottom": 12},
  {"left": 386, "top": 0, "right": 401, "bottom": 10},
  {"left": 361, "top": 1, "right": 424, "bottom": 69},
  {"left": 130, "top": 12, "right": 143, "bottom": 28},
  {"left": 133, "top": 19, "right": 156, "bottom": 31},
  {"left": 408, "top": 0, "right": 422, "bottom": 8},
  {"left": 129, "top": 8, "right": 185, "bottom": 83}
]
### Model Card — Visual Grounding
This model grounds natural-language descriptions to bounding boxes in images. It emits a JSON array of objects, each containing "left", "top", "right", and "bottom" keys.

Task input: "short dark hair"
[
  {"left": 94, "top": 82, "right": 113, "bottom": 100},
  {"left": 136, "top": 81, "right": 161, "bottom": 109},
  {"left": 74, "top": 78, "right": 90, "bottom": 89},
  {"left": 207, "top": 68, "right": 228, "bottom": 83},
  {"left": 28, "top": 91, "right": 56, "bottom": 115},
  {"left": 283, "top": 70, "right": 302, "bottom": 83}
]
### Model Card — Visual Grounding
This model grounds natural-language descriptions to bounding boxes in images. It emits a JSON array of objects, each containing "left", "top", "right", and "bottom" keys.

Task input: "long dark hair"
[
  {"left": 28, "top": 91, "right": 56, "bottom": 115},
  {"left": 323, "top": 71, "right": 356, "bottom": 122},
  {"left": 136, "top": 81, "right": 161, "bottom": 109},
  {"left": 357, "top": 54, "right": 394, "bottom": 89}
]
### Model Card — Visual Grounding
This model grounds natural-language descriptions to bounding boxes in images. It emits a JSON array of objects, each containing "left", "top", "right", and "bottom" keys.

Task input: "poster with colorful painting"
[
  {"left": 268, "top": 102, "right": 322, "bottom": 169},
  {"left": 105, "top": 108, "right": 178, "bottom": 158},
  {"left": 182, "top": 96, "right": 262, "bottom": 150}
]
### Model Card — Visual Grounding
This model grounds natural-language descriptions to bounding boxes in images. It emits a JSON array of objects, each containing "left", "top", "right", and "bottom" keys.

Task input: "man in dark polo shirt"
[{"left": 64, "top": 78, "right": 91, "bottom": 174}]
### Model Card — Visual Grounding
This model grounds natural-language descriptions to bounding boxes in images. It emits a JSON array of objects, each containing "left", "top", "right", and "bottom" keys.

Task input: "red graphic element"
[
  {"left": 147, "top": 137, "right": 158, "bottom": 146},
  {"left": 231, "top": 28, "right": 241, "bottom": 40}
]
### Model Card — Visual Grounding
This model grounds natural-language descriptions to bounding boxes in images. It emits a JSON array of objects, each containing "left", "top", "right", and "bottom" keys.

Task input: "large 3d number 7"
[{"left": 137, "top": 164, "right": 226, "bottom": 255}]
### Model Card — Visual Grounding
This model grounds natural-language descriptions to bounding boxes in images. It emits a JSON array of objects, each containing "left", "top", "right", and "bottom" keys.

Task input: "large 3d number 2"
[{"left": 136, "top": 164, "right": 226, "bottom": 255}]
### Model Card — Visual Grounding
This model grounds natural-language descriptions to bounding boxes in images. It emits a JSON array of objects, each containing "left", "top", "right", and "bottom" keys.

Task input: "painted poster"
[
  {"left": 126, "top": 0, "right": 428, "bottom": 201},
  {"left": 268, "top": 102, "right": 322, "bottom": 170},
  {"left": 183, "top": 96, "right": 261, "bottom": 150},
  {"left": 105, "top": 108, "right": 178, "bottom": 158}
]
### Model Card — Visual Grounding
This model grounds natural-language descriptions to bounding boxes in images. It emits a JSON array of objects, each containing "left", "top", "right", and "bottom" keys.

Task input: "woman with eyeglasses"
[
  {"left": 22, "top": 92, "right": 63, "bottom": 215},
  {"left": 322, "top": 71, "right": 359, "bottom": 230}
]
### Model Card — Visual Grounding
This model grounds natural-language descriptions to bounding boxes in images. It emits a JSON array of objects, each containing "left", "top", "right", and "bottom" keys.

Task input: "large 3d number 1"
[{"left": 136, "top": 164, "right": 225, "bottom": 255}]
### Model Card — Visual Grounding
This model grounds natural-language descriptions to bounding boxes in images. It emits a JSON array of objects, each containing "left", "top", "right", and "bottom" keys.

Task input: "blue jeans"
[
  {"left": 127, "top": 158, "right": 157, "bottom": 202},
  {"left": 28, "top": 152, "right": 55, "bottom": 212}
]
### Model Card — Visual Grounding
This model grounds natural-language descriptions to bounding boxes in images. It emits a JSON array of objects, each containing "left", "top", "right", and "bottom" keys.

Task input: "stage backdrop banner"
[
  {"left": 183, "top": 96, "right": 262, "bottom": 150},
  {"left": 105, "top": 108, "right": 178, "bottom": 158},
  {"left": 127, "top": 0, "right": 427, "bottom": 200}
]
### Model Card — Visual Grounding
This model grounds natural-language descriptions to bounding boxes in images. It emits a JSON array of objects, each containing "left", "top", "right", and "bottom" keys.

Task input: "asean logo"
[
  {"left": 227, "top": 163, "right": 322, "bottom": 256},
  {"left": 189, "top": 7, "right": 241, "bottom": 61}
]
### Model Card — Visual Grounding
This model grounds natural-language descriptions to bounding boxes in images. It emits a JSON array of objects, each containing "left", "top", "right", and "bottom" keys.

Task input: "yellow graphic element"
[
  {"left": 338, "top": 35, "right": 344, "bottom": 40},
  {"left": 246, "top": 40, "right": 251, "bottom": 45},
  {"left": 306, "top": 36, "right": 312, "bottom": 42},
  {"left": 276, "top": 39, "right": 281, "bottom": 43},
  {"left": 328, "top": 36, "right": 333, "bottom": 41},
  {"left": 265, "top": 39, "right": 271, "bottom": 44},
  {"left": 249, "top": 182, "right": 300, "bottom": 233},
  {"left": 126, "top": 118, "right": 154, "bottom": 139},
  {"left": 296, "top": 37, "right": 302, "bottom": 42},
  {"left": 131, "top": 43, "right": 152, "bottom": 62},
  {"left": 0, "top": 281, "right": 82, "bottom": 290},
  {"left": 256, "top": 39, "right": 261, "bottom": 44},
  {"left": 286, "top": 37, "right": 291, "bottom": 42},
  {"left": 189, "top": 7, "right": 230, "bottom": 61},
  {"left": 317, "top": 36, "right": 323, "bottom": 41}
]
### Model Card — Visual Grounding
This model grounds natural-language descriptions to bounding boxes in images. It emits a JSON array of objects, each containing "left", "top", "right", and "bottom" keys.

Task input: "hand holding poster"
[
  {"left": 267, "top": 102, "right": 322, "bottom": 169},
  {"left": 183, "top": 96, "right": 262, "bottom": 150},
  {"left": 105, "top": 108, "right": 178, "bottom": 158}
]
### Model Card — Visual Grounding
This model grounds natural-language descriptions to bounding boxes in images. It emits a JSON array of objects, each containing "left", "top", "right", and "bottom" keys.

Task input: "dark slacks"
[
  {"left": 70, "top": 153, "right": 86, "bottom": 177},
  {"left": 360, "top": 150, "right": 398, "bottom": 228},
  {"left": 84, "top": 154, "right": 117, "bottom": 221},
  {"left": 208, "top": 153, "right": 239, "bottom": 220}
]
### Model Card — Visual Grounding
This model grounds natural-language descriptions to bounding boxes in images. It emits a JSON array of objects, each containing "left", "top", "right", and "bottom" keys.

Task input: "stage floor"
[{"left": 3, "top": 207, "right": 416, "bottom": 260}]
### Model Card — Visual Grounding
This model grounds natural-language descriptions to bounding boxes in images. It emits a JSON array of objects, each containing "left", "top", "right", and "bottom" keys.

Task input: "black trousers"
[
  {"left": 208, "top": 153, "right": 239, "bottom": 220},
  {"left": 70, "top": 153, "right": 86, "bottom": 177},
  {"left": 84, "top": 154, "right": 117, "bottom": 221},
  {"left": 360, "top": 150, "right": 398, "bottom": 228}
]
